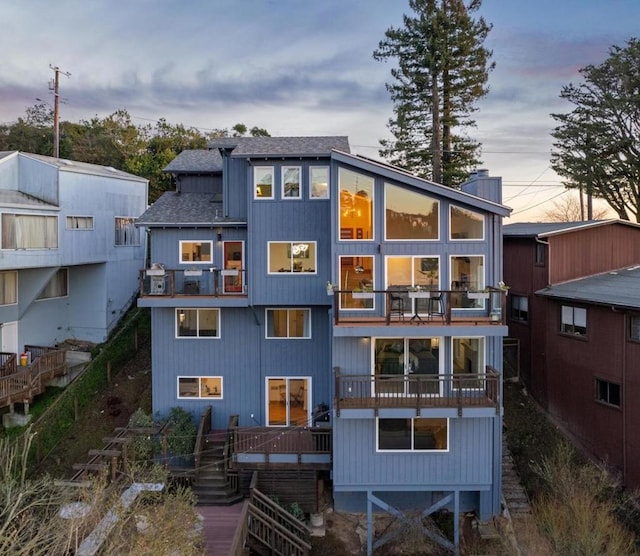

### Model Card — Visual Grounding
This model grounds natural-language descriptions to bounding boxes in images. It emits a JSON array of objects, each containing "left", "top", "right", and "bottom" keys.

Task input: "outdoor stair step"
[
  {"left": 195, "top": 493, "right": 244, "bottom": 506},
  {"left": 194, "top": 477, "right": 228, "bottom": 487}
]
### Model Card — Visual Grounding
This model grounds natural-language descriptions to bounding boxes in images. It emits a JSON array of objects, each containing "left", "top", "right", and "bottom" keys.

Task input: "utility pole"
[{"left": 49, "top": 64, "right": 71, "bottom": 158}]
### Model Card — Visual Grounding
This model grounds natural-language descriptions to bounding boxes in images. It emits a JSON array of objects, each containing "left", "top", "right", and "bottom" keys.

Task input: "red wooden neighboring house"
[{"left": 503, "top": 220, "right": 640, "bottom": 489}]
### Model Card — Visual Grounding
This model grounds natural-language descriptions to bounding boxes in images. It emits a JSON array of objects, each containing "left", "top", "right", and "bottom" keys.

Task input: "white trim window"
[
  {"left": 37, "top": 268, "right": 68, "bottom": 300},
  {"left": 377, "top": 417, "right": 449, "bottom": 451},
  {"left": 282, "top": 166, "right": 301, "bottom": 198},
  {"left": 338, "top": 167, "right": 374, "bottom": 241},
  {"left": 176, "top": 308, "right": 220, "bottom": 338},
  {"left": 561, "top": 305, "right": 587, "bottom": 336},
  {"left": 450, "top": 255, "right": 485, "bottom": 309},
  {"left": 0, "top": 271, "right": 17, "bottom": 305},
  {"left": 2, "top": 214, "right": 58, "bottom": 249},
  {"left": 177, "top": 376, "right": 223, "bottom": 399},
  {"left": 114, "top": 217, "right": 139, "bottom": 246},
  {"left": 266, "top": 308, "right": 311, "bottom": 338},
  {"left": 310, "top": 166, "right": 329, "bottom": 199},
  {"left": 66, "top": 216, "right": 94, "bottom": 230},
  {"left": 452, "top": 336, "right": 485, "bottom": 389},
  {"left": 449, "top": 205, "right": 484, "bottom": 240},
  {"left": 268, "top": 241, "right": 317, "bottom": 274},
  {"left": 384, "top": 183, "right": 439, "bottom": 240},
  {"left": 254, "top": 166, "right": 274, "bottom": 199},
  {"left": 180, "top": 240, "right": 213, "bottom": 264}
]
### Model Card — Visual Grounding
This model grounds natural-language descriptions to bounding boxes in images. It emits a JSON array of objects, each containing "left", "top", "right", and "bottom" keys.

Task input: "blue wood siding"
[
  {"left": 224, "top": 158, "right": 248, "bottom": 219},
  {"left": 178, "top": 174, "right": 222, "bottom": 195},
  {"left": 332, "top": 417, "right": 494, "bottom": 489},
  {"left": 150, "top": 305, "right": 331, "bottom": 426}
]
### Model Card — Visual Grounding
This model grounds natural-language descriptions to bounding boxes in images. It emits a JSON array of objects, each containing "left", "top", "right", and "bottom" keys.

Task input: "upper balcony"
[
  {"left": 330, "top": 287, "right": 507, "bottom": 329},
  {"left": 138, "top": 267, "right": 247, "bottom": 298}
]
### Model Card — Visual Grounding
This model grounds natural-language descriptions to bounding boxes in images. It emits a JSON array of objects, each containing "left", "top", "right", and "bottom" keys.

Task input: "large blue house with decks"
[{"left": 136, "top": 136, "right": 510, "bottom": 553}]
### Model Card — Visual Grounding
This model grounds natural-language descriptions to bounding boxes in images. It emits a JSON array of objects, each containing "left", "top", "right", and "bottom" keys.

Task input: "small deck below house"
[{"left": 334, "top": 367, "right": 500, "bottom": 416}]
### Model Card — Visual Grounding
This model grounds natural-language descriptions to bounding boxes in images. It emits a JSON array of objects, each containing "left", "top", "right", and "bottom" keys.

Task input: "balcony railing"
[
  {"left": 331, "top": 287, "right": 506, "bottom": 326},
  {"left": 139, "top": 267, "right": 247, "bottom": 297},
  {"left": 334, "top": 366, "right": 500, "bottom": 416}
]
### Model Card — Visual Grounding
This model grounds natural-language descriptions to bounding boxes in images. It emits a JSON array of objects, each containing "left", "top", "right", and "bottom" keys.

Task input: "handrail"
[
  {"left": 224, "top": 414, "right": 239, "bottom": 479},
  {"left": 229, "top": 500, "right": 250, "bottom": 556},
  {"left": 194, "top": 405, "right": 212, "bottom": 471}
]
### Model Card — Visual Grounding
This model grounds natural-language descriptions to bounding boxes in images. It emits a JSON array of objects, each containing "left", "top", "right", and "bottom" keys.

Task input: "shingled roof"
[
  {"left": 136, "top": 192, "right": 244, "bottom": 227},
  {"left": 163, "top": 149, "right": 223, "bottom": 173},
  {"left": 208, "top": 136, "right": 350, "bottom": 157}
]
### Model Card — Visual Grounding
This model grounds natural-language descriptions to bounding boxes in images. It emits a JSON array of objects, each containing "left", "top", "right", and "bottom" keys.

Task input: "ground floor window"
[
  {"left": 266, "top": 377, "right": 310, "bottom": 426},
  {"left": 377, "top": 417, "right": 448, "bottom": 451},
  {"left": 177, "top": 376, "right": 222, "bottom": 399},
  {"left": 595, "top": 378, "right": 621, "bottom": 408}
]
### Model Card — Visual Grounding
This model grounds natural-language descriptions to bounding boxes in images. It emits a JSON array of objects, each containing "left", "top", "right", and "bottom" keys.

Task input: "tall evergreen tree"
[
  {"left": 374, "top": 0, "right": 494, "bottom": 187},
  {"left": 551, "top": 38, "right": 640, "bottom": 222}
]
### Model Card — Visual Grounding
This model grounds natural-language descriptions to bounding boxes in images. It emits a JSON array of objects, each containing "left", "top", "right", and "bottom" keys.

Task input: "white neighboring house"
[{"left": 0, "top": 151, "right": 148, "bottom": 353}]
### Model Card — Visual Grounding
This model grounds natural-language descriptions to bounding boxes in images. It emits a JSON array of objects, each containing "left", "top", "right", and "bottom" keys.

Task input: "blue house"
[
  {"left": 0, "top": 151, "right": 148, "bottom": 350},
  {"left": 137, "top": 137, "right": 510, "bottom": 553}
]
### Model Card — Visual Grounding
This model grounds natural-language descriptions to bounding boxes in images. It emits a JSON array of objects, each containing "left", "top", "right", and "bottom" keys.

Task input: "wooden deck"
[{"left": 198, "top": 502, "right": 245, "bottom": 555}]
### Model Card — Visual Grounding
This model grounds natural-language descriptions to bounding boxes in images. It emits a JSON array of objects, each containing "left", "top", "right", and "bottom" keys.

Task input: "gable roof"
[
  {"left": 503, "top": 220, "right": 638, "bottom": 238},
  {"left": 536, "top": 265, "right": 640, "bottom": 309},
  {"left": 209, "top": 136, "right": 350, "bottom": 157},
  {"left": 163, "top": 149, "right": 223, "bottom": 174},
  {"left": 135, "top": 192, "right": 244, "bottom": 227}
]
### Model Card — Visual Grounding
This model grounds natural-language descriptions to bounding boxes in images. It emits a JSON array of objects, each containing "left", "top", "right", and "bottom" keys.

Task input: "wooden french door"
[{"left": 222, "top": 241, "right": 244, "bottom": 294}]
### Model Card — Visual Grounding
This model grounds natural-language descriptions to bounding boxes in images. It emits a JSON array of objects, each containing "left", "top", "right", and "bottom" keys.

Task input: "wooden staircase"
[{"left": 193, "top": 436, "right": 243, "bottom": 506}]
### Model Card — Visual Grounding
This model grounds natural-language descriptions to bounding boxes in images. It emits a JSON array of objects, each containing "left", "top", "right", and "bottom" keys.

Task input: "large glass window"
[
  {"left": 339, "top": 168, "right": 374, "bottom": 241},
  {"left": 2, "top": 214, "right": 58, "bottom": 249},
  {"left": 374, "top": 338, "right": 440, "bottom": 395},
  {"left": 176, "top": 309, "right": 220, "bottom": 338},
  {"left": 561, "top": 305, "right": 587, "bottom": 336},
  {"left": 450, "top": 255, "right": 485, "bottom": 308},
  {"left": 0, "top": 271, "right": 17, "bottom": 305},
  {"left": 178, "top": 376, "right": 223, "bottom": 399},
  {"left": 452, "top": 337, "right": 484, "bottom": 388},
  {"left": 180, "top": 240, "right": 212, "bottom": 264},
  {"left": 268, "top": 242, "right": 316, "bottom": 274},
  {"left": 386, "top": 256, "right": 440, "bottom": 316},
  {"left": 310, "top": 166, "right": 329, "bottom": 199},
  {"left": 66, "top": 216, "right": 94, "bottom": 230},
  {"left": 254, "top": 166, "right": 274, "bottom": 199},
  {"left": 385, "top": 183, "right": 438, "bottom": 240},
  {"left": 282, "top": 166, "right": 301, "bottom": 198},
  {"left": 377, "top": 418, "right": 448, "bottom": 451},
  {"left": 37, "top": 268, "right": 68, "bottom": 300},
  {"left": 339, "top": 255, "right": 374, "bottom": 309},
  {"left": 266, "top": 309, "right": 311, "bottom": 338},
  {"left": 450, "top": 206, "right": 484, "bottom": 240},
  {"left": 115, "top": 217, "right": 139, "bottom": 246}
]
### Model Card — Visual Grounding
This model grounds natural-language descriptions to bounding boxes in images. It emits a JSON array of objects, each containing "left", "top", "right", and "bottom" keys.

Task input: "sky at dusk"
[{"left": 1, "top": 0, "right": 638, "bottom": 221}]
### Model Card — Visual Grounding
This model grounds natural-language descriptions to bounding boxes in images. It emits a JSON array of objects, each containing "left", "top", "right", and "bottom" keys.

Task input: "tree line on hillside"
[{"left": 0, "top": 108, "right": 269, "bottom": 202}]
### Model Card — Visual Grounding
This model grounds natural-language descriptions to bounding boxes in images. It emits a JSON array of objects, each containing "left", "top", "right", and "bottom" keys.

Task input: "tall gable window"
[
  {"left": 450, "top": 206, "right": 484, "bottom": 240},
  {"left": 310, "top": 167, "right": 329, "bottom": 199},
  {"left": 114, "top": 217, "right": 139, "bottom": 246},
  {"left": 268, "top": 242, "right": 316, "bottom": 274},
  {"left": 0, "top": 271, "right": 17, "bottom": 305},
  {"left": 282, "top": 166, "right": 301, "bottom": 198},
  {"left": 37, "top": 268, "right": 68, "bottom": 300},
  {"left": 339, "top": 168, "right": 374, "bottom": 240},
  {"left": 255, "top": 167, "right": 274, "bottom": 199},
  {"left": 2, "top": 214, "right": 58, "bottom": 249},
  {"left": 180, "top": 240, "right": 212, "bottom": 263},
  {"left": 66, "top": 216, "right": 94, "bottom": 230},
  {"left": 176, "top": 308, "right": 220, "bottom": 338},
  {"left": 561, "top": 305, "right": 587, "bottom": 336},
  {"left": 385, "top": 183, "right": 438, "bottom": 240},
  {"left": 266, "top": 309, "right": 311, "bottom": 338},
  {"left": 378, "top": 418, "right": 448, "bottom": 451}
]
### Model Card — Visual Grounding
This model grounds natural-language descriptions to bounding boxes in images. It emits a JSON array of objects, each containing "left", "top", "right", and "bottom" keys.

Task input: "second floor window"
[
  {"left": 266, "top": 309, "right": 311, "bottom": 338},
  {"left": 0, "top": 271, "right": 17, "bottom": 305},
  {"left": 2, "top": 214, "right": 58, "bottom": 249},
  {"left": 268, "top": 242, "right": 316, "bottom": 273},
  {"left": 115, "top": 217, "right": 139, "bottom": 246},
  {"left": 339, "top": 168, "right": 374, "bottom": 241},
  {"left": 450, "top": 205, "right": 484, "bottom": 240},
  {"left": 176, "top": 308, "right": 220, "bottom": 338},
  {"left": 282, "top": 166, "right": 301, "bottom": 198},
  {"left": 255, "top": 167, "right": 274, "bottom": 199},
  {"left": 180, "top": 240, "right": 212, "bottom": 263},
  {"left": 66, "top": 216, "right": 94, "bottom": 229},
  {"left": 310, "top": 167, "right": 329, "bottom": 199},
  {"left": 561, "top": 305, "right": 587, "bottom": 336},
  {"left": 595, "top": 378, "right": 621, "bottom": 408},
  {"left": 37, "top": 268, "right": 68, "bottom": 300},
  {"left": 511, "top": 295, "right": 529, "bottom": 322}
]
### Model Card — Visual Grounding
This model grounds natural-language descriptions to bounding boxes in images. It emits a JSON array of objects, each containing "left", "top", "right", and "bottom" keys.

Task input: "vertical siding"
[
  {"left": 624, "top": 326, "right": 640, "bottom": 489},
  {"left": 333, "top": 417, "right": 493, "bottom": 488}
]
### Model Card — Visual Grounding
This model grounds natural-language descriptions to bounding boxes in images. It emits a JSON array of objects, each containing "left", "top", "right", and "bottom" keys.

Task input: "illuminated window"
[
  {"left": 268, "top": 242, "right": 316, "bottom": 274},
  {"left": 450, "top": 205, "right": 484, "bottom": 240},
  {"left": 255, "top": 166, "right": 274, "bottom": 199},
  {"left": 176, "top": 309, "right": 220, "bottom": 338},
  {"left": 339, "top": 255, "right": 374, "bottom": 309},
  {"left": 179, "top": 240, "right": 212, "bottom": 264},
  {"left": 178, "top": 376, "right": 223, "bottom": 399},
  {"left": 450, "top": 255, "right": 485, "bottom": 308},
  {"left": 266, "top": 309, "right": 311, "bottom": 338},
  {"left": 385, "top": 183, "right": 438, "bottom": 240},
  {"left": 339, "top": 168, "right": 373, "bottom": 241}
]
